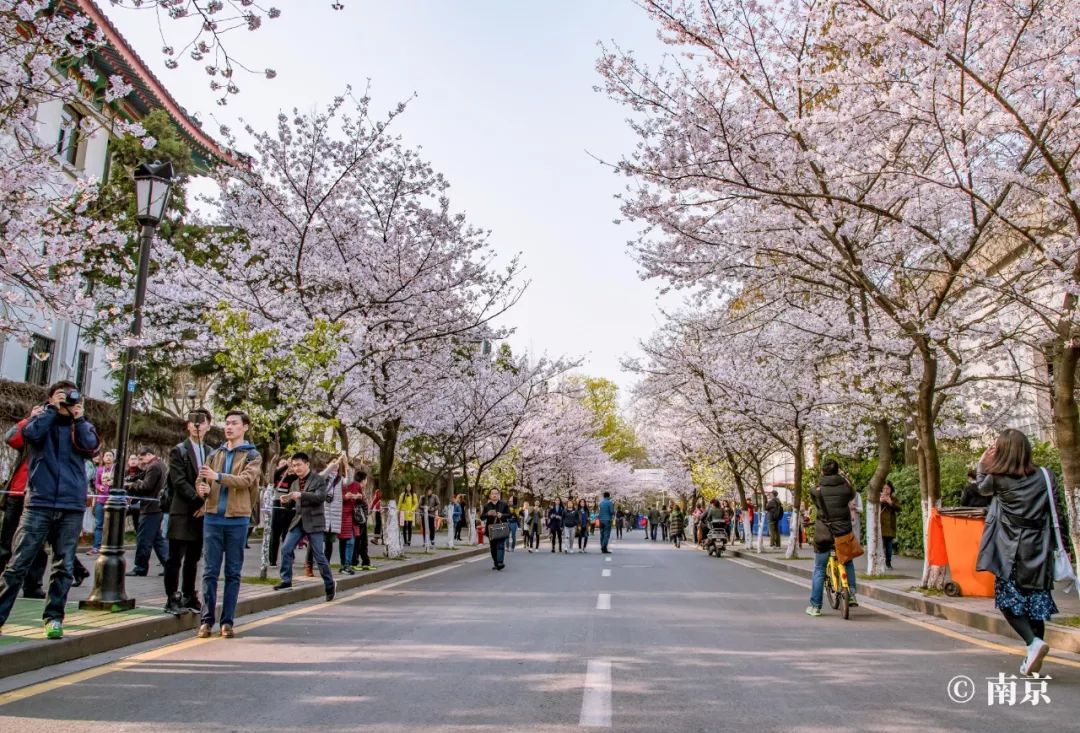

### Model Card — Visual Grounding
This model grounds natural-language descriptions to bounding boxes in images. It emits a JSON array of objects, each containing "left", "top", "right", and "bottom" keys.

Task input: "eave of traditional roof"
[{"left": 65, "top": 0, "right": 235, "bottom": 170}]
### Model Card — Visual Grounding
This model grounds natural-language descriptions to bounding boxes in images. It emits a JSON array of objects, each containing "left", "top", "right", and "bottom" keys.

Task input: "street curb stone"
[
  {"left": 0, "top": 545, "right": 487, "bottom": 679},
  {"left": 729, "top": 549, "right": 1080, "bottom": 654}
]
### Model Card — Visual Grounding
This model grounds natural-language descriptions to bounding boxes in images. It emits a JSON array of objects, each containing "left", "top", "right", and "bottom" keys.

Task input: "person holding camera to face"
[{"left": 0, "top": 381, "right": 99, "bottom": 639}]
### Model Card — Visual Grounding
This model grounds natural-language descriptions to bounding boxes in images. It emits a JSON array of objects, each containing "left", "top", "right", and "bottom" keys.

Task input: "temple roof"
[{"left": 66, "top": 0, "right": 234, "bottom": 170}]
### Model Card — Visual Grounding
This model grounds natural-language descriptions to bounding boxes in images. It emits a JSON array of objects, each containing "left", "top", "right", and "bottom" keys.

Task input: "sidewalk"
[
  {"left": 0, "top": 533, "right": 486, "bottom": 678},
  {"left": 727, "top": 542, "right": 1080, "bottom": 653}
]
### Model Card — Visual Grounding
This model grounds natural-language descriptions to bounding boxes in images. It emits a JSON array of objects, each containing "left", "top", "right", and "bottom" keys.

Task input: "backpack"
[{"left": 353, "top": 501, "right": 367, "bottom": 527}]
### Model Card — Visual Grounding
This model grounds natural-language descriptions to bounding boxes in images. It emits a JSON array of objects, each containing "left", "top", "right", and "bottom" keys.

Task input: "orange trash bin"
[{"left": 937, "top": 507, "right": 995, "bottom": 597}]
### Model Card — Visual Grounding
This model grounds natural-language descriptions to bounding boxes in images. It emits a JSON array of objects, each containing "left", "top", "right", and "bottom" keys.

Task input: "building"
[{"left": 0, "top": 0, "right": 229, "bottom": 401}]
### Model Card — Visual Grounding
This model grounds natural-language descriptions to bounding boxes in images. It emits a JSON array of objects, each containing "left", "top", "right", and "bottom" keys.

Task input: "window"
[
  {"left": 56, "top": 104, "right": 82, "bottom": 167},
  {"left": 24, "top": 334, "right": 55, "bottom": 387},
  {"left": 75, "top": 350, "right": 90, "bottom": 392}
]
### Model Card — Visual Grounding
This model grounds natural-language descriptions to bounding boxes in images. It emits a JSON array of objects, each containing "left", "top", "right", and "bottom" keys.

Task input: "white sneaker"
[{"left": 1020, "top": 639, "right": 1050, "bottom": 675}]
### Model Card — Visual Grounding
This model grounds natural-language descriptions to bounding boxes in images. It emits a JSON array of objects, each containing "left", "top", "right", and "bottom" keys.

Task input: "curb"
[
  {"left": 0, "top": 545, "right": 487, "bottom": 679},
  {"left": 729, "top": 549, "right": 1080, "bottom": 654}
]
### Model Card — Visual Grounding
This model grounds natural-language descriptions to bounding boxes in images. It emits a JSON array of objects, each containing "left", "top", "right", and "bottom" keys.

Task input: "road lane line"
[
  {"left": 601, "top": 569, "right": 611, "bottom": 577},
  {"left": 728, "top": 557, "right": 1080, "bottom": 670},
  {"left": 579, "top": 659, "right": 612, "bottom": 727},
  {"left": 604, "top": 557, "right": 611, "bottom": 562},
  {"left": 0, "top": 562, "right": 464, "bottom": 707},
  {"left": 596, "top": 593, "right": 611, "bottom": 610}
]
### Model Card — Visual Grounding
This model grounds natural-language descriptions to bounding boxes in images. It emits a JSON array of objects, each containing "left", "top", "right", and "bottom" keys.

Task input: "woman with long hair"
[
  {"left": 398, "top": 484, "right": 418, "bottom": 547},
  {"left": 879, "top": 481, "right": 900, "bottom": 570},
  {"left": 548, "top": 497, "right": 565, "bottom": 553},
  {"left": 576, "top": 499, "right": 591, "bottom": 553},
  {"left": 975, "top": 429, "right": 1060, "bottom": 675},
  {"left": 88, "top": 450, "right": 115, "bottom": 554}
]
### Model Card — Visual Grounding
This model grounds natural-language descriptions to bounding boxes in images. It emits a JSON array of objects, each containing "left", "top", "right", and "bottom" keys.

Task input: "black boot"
[
  {"left": 180, "top": 594, "right": 201, "bottom": 613},
  {"left": 163, "top": 594, "right": 184, "bottom": 616}
]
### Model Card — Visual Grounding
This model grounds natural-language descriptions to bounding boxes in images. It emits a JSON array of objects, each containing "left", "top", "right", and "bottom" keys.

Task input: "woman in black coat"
[
  {"left": 975, "top": 429, "right": 1059, "bottom": 676},
  {"left": 547, "top": 498, "right": 565, "bottom": 553}
]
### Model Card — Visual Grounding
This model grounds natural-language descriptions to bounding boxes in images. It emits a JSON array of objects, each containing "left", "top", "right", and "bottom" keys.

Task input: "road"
[{"left": 0, "top": 532, "right": 1076, "bottom": 732}]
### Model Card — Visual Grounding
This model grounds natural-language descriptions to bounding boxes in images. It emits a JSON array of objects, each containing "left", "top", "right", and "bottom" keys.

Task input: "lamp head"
[{"left": 132, "top": 160, "right": 175, "bottom": 227}]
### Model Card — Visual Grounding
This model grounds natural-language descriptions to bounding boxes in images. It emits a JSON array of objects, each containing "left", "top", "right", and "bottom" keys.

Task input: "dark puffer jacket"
[
  {"left": 975, "top": 467, "right": 1055, "bottom": 590},
  {"left": 810, "top": 475, "right": 855, "bottom": 553},
  {"left": 22, "top": 406, "right": 99, "bottom": 512}
]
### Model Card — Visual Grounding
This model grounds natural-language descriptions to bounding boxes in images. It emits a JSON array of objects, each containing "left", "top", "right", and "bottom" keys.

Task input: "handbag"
[
  {"left": 488, "top": 522, "right": 510, "bottom": 541},
  {"left": 818, "top": 485, "right": 864, "bottom": 564},
  {"left": 353, "top": 503, "right": 367, "bottom": 527},
  {"left": 1042, "top": 468, "right": 1077, "bottom": 593}
]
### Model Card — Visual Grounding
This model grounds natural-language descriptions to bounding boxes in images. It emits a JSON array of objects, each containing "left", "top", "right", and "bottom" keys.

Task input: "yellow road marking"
[
  {"left": 730, "top": 558, "right": 1080, "bottom": 670},
  {"left": 0, "top": 562, "right": 462, "bottom": 707}
]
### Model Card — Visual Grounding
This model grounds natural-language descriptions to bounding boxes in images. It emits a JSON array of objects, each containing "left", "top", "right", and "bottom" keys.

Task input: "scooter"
[{"left": 705, "top": 519, "right": 728, "bottom": 557}]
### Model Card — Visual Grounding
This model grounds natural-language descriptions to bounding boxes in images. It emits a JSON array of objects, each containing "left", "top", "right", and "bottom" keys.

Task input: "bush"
[{"left": 888, "top": 450, "right": 979, "bottom": 558}]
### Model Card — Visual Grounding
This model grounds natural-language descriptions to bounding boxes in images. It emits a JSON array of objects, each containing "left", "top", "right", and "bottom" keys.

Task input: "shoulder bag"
[
  {"left": 820, "top": 486, "right": 864, "bottom": 564},
  {"left": 1042, "top": 468, "right": 1077, "bottom": 594}
]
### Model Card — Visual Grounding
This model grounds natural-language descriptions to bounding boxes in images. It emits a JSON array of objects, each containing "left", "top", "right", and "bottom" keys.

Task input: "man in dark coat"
[
  {"left": 765, "top": 492, "right": 784, "bottom": 548},
  {"left": 273, "top": 453, "right": 335, "bottom": 600},
  {"left": 127, "top": 448, "right": 169, "bottom": 577},
  {"left": 806, "top": 460, "right": 858, "bottom": 616},
  {"left": 163, "top": 409, "right": 212, "bottom": 615}
]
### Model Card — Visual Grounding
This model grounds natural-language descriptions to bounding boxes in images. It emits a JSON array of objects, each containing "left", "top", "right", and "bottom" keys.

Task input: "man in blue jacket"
[{"left": 0, "top": 381, "right": 99, "bottom": 639}]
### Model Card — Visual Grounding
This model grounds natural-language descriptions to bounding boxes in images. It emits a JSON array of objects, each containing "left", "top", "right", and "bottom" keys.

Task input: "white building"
[{"left": 0, "top": 0, "right": 229, "bottom": 401}]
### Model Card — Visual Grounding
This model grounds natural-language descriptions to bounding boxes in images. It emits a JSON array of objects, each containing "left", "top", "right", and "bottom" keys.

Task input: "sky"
[{"left": 106, "top": 1, "right": 676, "bottom": 400}]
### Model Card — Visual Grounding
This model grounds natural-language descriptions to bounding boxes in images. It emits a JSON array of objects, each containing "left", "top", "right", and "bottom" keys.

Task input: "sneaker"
[
  {"left": 164, "top": 595, "right": 184, "bottom": 616},
  {"left": 340, "top": 566, "right": 355, "bottom": 575},
  {"left": 273, "top": 581, "right": 292, "bottom": 591},
  {"left": 360, "top": 565, "right": 377, "bottom": 571},
  {"left": 1020, "top": 639, "right": 1050, "bottom": 676},
  {"left": 86, "top": 548, "right": 99, "bottom": 556},
  {"left": 44, "top": 620, "right": 63, "bottom": 639},
  {"left": 805, "top": 605, "right": 823, "bottom": 617},
  {"left": 847, "top": 591, "right": 859, "bottom": 608},
  {"left": 220, "top": 624, "right": 234, "bottom": 639},
  {"left": 325, "top": 582, "right": 337, "bottom": 602},
  {"left": 196, "top": 624, "right": 212, "bottom": 638}
]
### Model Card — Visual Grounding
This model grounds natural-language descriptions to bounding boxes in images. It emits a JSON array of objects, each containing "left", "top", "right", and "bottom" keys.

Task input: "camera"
[{"left": 61, "top": 389, "right": 82, "bottom": 407}]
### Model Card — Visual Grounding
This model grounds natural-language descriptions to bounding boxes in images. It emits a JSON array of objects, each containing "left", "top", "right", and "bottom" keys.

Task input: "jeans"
[
  {"left": 0, "top": 508, "right": 82, "bottom": 626},
  {"left": 133, "top": 511, "right": 169, "bottom": 574},
  {"left": 201, "top": 517, "right": 248, "bottom": 627},
  {"left": 0, "top": 497, "right": 46, "bottom": 587},
  {"left": 600, "top": 521, "right": 612, "bottom": 551},
  {"left": 810, "top": 550, "right": 857, "bottom": 609},
  {"left": 882, "top": 536, "right": 895, "bottom": 567},
  {"left": 489, "top": 537, "right": 506, "bottom": 567},
  {"left": 615, "top": 521, "right": 623, "bottom": 539},
  {"left": 91, "top": 503, "right": 106, "bottom": 549},
  {"left": 342, "top": 537, "right": 354, "bottom": 567},
  {"left": 281, "top": 527, "right": 334, "bottom": 591},
  {"left": 650, "top": 522, "right": 657, "bottom": 541},
  {"left": 550, "top": 528, "right": 562, "bottom": 552},
  {"left": 508, "top": 520, "right": 518, "bottom": 551},
  {"left": 563, "top": 526, "right": 576, "bottom": 551},
  {"left": 164, "top": 535, "right": 203, "bottom": 600}
]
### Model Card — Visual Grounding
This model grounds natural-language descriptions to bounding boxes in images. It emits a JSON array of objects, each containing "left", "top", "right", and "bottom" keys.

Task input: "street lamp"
[{"left": 81, "top": 161, "right": 174, "bottom": 612}]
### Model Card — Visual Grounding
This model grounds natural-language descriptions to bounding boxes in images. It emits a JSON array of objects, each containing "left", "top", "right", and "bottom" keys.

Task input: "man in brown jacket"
[{"left": 195, "top": 410, "right": 262, "bottom": 639}]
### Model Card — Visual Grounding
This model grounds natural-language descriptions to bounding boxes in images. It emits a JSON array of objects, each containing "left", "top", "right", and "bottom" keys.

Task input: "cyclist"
[{"left": 806, "top": 459, "right": 858, "bottom": 617}]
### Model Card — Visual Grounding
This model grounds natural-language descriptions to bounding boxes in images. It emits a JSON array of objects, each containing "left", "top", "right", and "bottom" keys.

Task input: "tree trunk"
[
  {"left": 334, "top": 423, "right": 350, "bottom": 455},
  {"left": 914, "top": 346, "right": 945, "bottom": 588},
  {"left": 784, "top": 430, "right": 805, "bottom": 559},
  {"left": 1051, "top": 340, "right": 1080, "bottom": 563},
  {"left": 377, "top": 418, "right": 400, "bottom": 495},
  {"left": 865, "top": 419, "right": 892, "bottom": 575}
]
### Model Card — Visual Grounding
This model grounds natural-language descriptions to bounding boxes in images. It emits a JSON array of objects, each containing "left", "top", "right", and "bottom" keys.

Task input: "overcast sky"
[{"left": 108, "top": 1, "right": 674, "bottom": 399}]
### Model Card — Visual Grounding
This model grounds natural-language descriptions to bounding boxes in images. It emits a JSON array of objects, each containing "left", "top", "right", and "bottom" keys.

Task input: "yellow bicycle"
[{"left": 824, "top": 549, "right": 853, "bottom": 619}]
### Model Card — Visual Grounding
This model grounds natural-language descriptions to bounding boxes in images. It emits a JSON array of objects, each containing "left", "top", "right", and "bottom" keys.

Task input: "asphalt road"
[{"left": 0, "top": 532, "right": 1076, "bottom": 732}]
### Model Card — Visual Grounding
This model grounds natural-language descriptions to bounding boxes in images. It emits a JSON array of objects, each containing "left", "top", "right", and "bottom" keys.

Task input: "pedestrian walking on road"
[
  {"left": 163, "top": 409, "right": 212, "bottom": 616},
  {"left": 562, "top": 498, "right": 581, "bottom": 554},
  {"left": 659, "top": 506, "right": 670, "bottom": 542},
  {"left": 974, "top": 429, "right": 1061, "bottom": 676},
  {"left": 274, "top": 452, "right": 336, "bottom": 602},
  {"left": 0, "top": 382, "right": 99, "bottom": 640},
  {"left": 548, "top": 498, "right": 565, "bottom": 553},
  {"left": 647, "top": 506, "right": 660, "bottom": 541},
  {"left": 196, "top": 410, "right": 262, "bottom": 639},
  {"left": 879, "top": 481, "right": 900, "bottom": 571},
  {"left": 669, "top": 504, "right": 685, "bottom": 548},
  {"left": 576, "top": 499, "right": 591, "bottom": 552},
  {"left": 481, "top": 488, "right": 510, "bottom": 570},
  {"left": 765, "top": 492, "right": 783, "bottom": 548},
  {"left": 806, "top": 460, "right": 858, "bottom": 617}
]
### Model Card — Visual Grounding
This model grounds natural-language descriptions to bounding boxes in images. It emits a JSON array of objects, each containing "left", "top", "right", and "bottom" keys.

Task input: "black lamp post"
[{"left": 82, "top": 161, "right": 174, "bottom": 612}]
